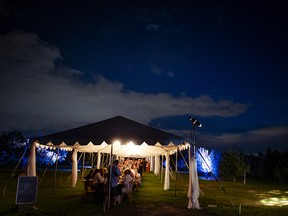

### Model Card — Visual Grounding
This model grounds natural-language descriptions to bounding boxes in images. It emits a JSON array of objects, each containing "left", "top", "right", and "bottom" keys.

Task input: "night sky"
[{"left": 1, "top": 0, "right": 287, "bottom": 152}]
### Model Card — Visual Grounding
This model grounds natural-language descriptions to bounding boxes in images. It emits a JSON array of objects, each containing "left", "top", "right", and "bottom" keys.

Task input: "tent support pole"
[
  {"left": 77, "top": 152, "right": 83, "bottom": 163},
  {"left": 159, "top": 155, "right": 161, "bottom": 181},
  {"left": 179, "top": 150, "right": 189, "bottom": 170},
  {"left": 160, "top": 155, "right": 163, "bottom": 183},
  {"left": 11, "top": 143, "right": 29, "bottom": 177},
  {"left": 92, "top": 153, "right": 94, "bottom": 169},
  {"left": 53, "top": 148, "right": 59, "bottom": 194},
  {"left": 39, "top": 152, "right": 56, "bottom": 185},
  {"left": 82, "top": 153, "right": 85, "bottom": 178},
  {"left": 103, "top": 153, "right": 109, "bottom": 167},
  {"left": 174, "top": 147, "right": 178, "bottom": 196},
  {"left": 108, "top": 144, "right": 113, "bottom": 209}
]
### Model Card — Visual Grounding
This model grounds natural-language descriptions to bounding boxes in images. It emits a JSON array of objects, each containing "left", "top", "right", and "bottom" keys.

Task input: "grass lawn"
[{"left": 1, "top": 168, "right": 288, "bottom": 215}]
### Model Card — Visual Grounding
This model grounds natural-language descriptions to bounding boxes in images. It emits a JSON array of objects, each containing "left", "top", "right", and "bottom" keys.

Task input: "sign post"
[{"left": 16, "top": 176, "right": 38, "bottom": 210}]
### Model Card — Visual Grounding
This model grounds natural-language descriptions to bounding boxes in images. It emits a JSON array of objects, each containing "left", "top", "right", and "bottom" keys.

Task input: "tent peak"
[{"left": 33, "top": 116, "right": 184, "bottom": 145}]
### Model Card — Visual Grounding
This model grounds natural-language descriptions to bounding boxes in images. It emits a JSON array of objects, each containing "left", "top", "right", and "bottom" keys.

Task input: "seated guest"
[
  {"left": 130, "top": 164, "right": 136, "bottom": 179},
  {"left": 84, "top": 169, "right": 94, "bottom": 190},
  {"left": 94, "top": 168, "right": 105, "bottom": 184},
  {"left": 131, "top": 164, "right": 141, "bottom": 186},
  {"left": 85, "top": 169, "right": 93, "bottom": 180},
  {"left": 103, "top": 167, "right": 108, "bottom": 182},
  {"left": 91, "top": 169, "right": 104, "bottom": 189},
  {"left": 136, "top": 172, "right": 141, "bottom": 186},
  {"left": 92, "top": 168, "right": 106, "bottom": 203},
  {"left": 122, "top": 169, "right": 133, "bottom": 199}
]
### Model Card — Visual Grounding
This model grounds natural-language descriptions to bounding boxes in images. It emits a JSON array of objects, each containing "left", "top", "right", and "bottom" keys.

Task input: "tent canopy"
[
  {"left": 33, "top": 116, "right": 188, "bottom": 157},
  {"left": 28, "top": 116, "right": 193, "bottom": 194},
  {"left": 34, "top": 116, "right": 184, "bottom": 146}
]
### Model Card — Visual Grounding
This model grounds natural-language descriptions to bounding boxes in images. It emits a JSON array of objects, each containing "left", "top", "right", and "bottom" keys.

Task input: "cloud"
[
  {"left": 150, "top": 63, "right": 175, "bottom": 78},
  {"left": 165, "top": 125, "right": 288, "bottom": 152},
  {"left": 199, "top": 126, "right": 288, "bottom": 152},
  {"left": 0, "top": 31, "right": 248, "bottom": 136},
  {"left": 146, "top": 24, "right": 160, "bottom": 31},
  {"left": 136, "top": 8, "right": 177, "bottom": 33}
]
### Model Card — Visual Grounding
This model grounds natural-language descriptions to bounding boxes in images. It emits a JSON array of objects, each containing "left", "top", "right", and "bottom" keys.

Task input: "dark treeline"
[
  {"left": 0, "top": 130, "right": 29, "bottom": 168},
  {"left": 249, "top": 149, "right": 288, "bottom": 183},
  {"left": 219, "top": 149, "right": 288, "bottom": 184}
]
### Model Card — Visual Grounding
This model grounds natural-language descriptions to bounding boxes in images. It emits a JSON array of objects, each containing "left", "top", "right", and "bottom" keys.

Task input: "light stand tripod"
[
  {"left": 189, "top": 116, "right": 234, "bottom": 208},
  {"left": 187, "top": 117, "right": 201, "bottom": 209}
]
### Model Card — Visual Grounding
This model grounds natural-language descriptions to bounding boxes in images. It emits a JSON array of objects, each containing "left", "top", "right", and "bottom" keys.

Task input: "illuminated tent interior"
[{"left": 27, "top": 116, "right": 199, "bottom": 208}]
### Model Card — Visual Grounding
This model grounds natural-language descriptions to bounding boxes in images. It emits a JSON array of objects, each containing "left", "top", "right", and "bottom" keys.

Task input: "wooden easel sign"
[{"left": 16, "top": 176, "right": 38, "bottom": 207}]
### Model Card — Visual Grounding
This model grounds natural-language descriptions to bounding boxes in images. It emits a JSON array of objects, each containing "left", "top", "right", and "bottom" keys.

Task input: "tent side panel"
[{"left": 70, "top": 150, "right": 78, "bottom": 187}]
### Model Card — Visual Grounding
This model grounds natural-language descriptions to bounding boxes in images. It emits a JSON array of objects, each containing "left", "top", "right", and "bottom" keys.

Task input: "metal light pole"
[{"left": 187, "top": 116, "right": 201, "bottom": 209}]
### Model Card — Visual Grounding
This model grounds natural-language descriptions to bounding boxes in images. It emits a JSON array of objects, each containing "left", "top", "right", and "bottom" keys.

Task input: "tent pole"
[
  {"left": 179, "top": 150, "right": 189, "bottom": 170},
  {"left": 39, "top": 152, "right": 56, "bottom": 185},
  {"left": 11, "top": 143, "right": 29, "bottom": 177},
  {"left": 174, "top": 147, "right": 178, "bottom": 196},
  {"left": 159, "top": 155, "right": 161, "bottom": 181},
  {"left": 82, "top": 152, "right": 85, "bottom": 178},
  {"left": 160, "top": 155, "right": 163, "bottom": 183},
  {"left": 77, "top": 152, "right": 83, "bottom": 163},
  {"left": 91, "top": 153, "right": 94, "bottom": 169},
  {"left": 108, "top": 144, "right": 113, "bottom": 209},
  {"left": 53, "top": 148, "right": 59, "bottom": 194},
  {"left": 103, "top": 153, "right": 109, "bottom": 167}
]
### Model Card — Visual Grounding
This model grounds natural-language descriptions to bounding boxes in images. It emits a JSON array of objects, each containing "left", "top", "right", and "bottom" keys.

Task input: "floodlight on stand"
[{"left": 189, "top": 116, "right": 202, "bottom": 127}]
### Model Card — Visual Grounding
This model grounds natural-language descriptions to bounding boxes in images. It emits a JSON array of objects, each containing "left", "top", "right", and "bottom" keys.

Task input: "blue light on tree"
[
  {"left": 36, "top": 146, "right": 68, "bottom": 166},
  {"left": 196, "top": 147, "right": 221, "bottom": 179}
]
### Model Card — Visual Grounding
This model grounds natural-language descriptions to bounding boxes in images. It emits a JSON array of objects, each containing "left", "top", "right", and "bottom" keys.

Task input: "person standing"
[
  {"left": 142, "top": 158, "right": 148, "bottom": 172},
  {"left": 110, "top": 159, "right": 122, "bottom": 205},
  {"left": 138, "top": 159, "right": 143, "bottom": 177}
]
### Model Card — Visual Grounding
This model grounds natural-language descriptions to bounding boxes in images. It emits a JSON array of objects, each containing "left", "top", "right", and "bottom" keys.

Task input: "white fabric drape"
[
  {"left": 27, "top": 142, "right": 36, "bottom": 176},
  {"left": 164, "top": 152, "right": 170, "bottom": 190},
  {"left": 150, "top": 155, "right": 154, "bottom": 172},
  {"left": 70, "top": 149, "right": 78, "bottom": 187},
  {"left": 187, "top": 148, "right": 200, "bottom": 209},
  {"left": 97, "top": 151, "right": 101, "bottom": 169},
  {"left": 154, "top": 155, "right": 160, "bottom": 176}
]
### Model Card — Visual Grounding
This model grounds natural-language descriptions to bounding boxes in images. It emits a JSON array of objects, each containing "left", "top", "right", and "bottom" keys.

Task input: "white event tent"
[{"left": 26, "top": 116, "right": 200, "bottom": 209}]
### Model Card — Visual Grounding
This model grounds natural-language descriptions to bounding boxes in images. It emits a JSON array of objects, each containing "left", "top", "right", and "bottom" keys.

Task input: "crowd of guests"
[{"left": 83, "top": 158, "right": 149, "bottom": 206}]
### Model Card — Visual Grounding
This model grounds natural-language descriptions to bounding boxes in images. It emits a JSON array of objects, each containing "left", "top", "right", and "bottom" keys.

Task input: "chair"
[{"left": 82, "top": 179, "right": 96, "bottom": 201}]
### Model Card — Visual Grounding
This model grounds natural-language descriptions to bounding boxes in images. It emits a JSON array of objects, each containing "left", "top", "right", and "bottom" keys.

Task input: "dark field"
[{"left": 1, "top": 169, "right": 288, "bottom": 215}]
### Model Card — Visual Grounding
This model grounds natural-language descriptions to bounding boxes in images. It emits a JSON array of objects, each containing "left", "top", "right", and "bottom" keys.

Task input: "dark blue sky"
[{"left": 0, "top": 0, "right": 287, "bottom": 152}]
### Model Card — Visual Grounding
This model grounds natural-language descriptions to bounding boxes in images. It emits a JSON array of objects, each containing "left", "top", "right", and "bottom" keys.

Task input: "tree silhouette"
[
  {"left": 219, "top": 150, "right": 241, "bottom": 182},
  {"left": 0, "top": 130, "right": 28, "bottom": 167}
]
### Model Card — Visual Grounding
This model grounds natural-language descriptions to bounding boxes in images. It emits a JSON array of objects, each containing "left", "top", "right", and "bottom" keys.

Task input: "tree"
[
  {"left": 257, "top": 148, "right": 281, "bottom": 181},
  {"left": 219, "top": 150, "right": 241, "bottom": 182},
  {"left": 36, "top": 146, "right": 69, "bottom": 166},
  {"left": 0, "top": 130, "right": 28, "bottom": 167},
  {"left": 273, "top": 151, "right": 288, "bottom": 183},
  {"left": 196, "top": 148, "right": 221, "bottom": 178}
]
